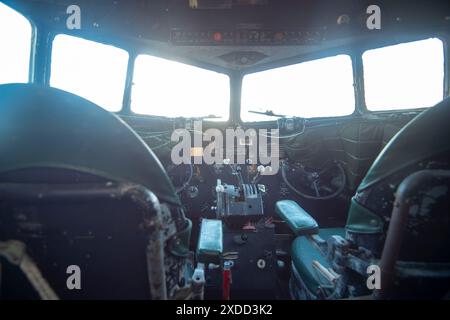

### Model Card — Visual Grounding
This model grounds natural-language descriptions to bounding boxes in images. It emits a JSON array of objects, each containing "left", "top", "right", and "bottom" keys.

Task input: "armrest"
[
  {"left": 275, "top": 200, "right": 319, "bottom": 236},
  {"left": 197, "top": 219, "right": 223, "bottom": 264}
]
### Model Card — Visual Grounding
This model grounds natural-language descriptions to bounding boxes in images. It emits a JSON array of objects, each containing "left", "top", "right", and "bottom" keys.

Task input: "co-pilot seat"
[{"left": 276, "top": 97, "right": 450, "bottom": 300}]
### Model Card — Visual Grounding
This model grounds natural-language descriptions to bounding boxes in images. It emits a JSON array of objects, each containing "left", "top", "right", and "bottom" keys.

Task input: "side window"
[
  {"left": 50, "top": 34, "right": 129, "bottom": 112},
  {"left": 0, "top": 3, "right": 32, "bottom": 84},
  {"left": 363, "top": 38, "right": 444, "bottom": 111},
  {"left": 131, "top": 54, "right": 230, "bottom": 120},
  {"left": 241, "top": 55, "right": 355, "bottom": 122}
]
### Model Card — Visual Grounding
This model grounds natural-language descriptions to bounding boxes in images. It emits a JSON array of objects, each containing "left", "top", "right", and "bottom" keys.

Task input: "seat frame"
[{"left": 0, "top": 182, "right": 171, "bottom": 299}]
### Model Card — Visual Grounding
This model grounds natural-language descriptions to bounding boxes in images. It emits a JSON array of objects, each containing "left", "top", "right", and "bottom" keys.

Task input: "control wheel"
[{"left": 281, "top": 160, "right": 346, "bottom": 200}]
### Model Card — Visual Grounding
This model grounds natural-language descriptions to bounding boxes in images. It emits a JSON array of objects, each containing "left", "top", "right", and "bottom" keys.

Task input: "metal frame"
[
  {"left": 374, "top": 169, "right": 450, "bottom": 299},
  {"left": 0, "top": 182, "right": 169, "bottom": 300}
]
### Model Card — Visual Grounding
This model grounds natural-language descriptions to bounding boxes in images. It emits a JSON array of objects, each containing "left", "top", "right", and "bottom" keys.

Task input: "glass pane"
[
  {"left": 131, "top": 54, "right": 230, "bottom": 121},
  {"left": 50, "top": 34, "right": 129, "bottom": 112},
  {"left": 363, "top": 38, "right": 444, "bottom": 111},
  {"left": 241, "top": 54, "right": 355, "bottom": 122},
  {"left": 0, "top": 3, "right": 32, "bottom": 84}
]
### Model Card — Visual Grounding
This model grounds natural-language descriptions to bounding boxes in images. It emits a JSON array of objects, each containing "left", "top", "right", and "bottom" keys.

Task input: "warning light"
[
  {"left": 274, "top": 32, "right": 284, "bottom": 41},
  {"left": 213, "top": 32, "right": 223, "bottom": 42}
]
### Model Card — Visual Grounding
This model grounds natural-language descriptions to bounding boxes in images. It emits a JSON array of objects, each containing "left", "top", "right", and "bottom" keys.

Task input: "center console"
[{"left": 195, "top": 167, "right": 278, "bottom": 299}]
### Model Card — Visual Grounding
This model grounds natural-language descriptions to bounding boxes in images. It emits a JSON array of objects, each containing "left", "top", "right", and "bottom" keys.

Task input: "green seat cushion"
[
  {"left": 291, "top": 228, "right": 345, "bottom": 294},
  {"left": 197, "top": 219, "right": 223, "bottom": 264},
  {"left": 346, "top": 198, "right": 383, "bottom": 234},
  {"left": 275, "top": 200, "right": 318, "bottom": 236}
]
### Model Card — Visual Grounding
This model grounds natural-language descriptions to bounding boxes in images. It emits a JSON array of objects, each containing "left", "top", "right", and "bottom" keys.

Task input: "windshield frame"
[
  {"left": 237, "top": 33, "right": 449, "bottom": 124},
  {"left": 9, "top": 6, "right": 449, "bottom": 126}
]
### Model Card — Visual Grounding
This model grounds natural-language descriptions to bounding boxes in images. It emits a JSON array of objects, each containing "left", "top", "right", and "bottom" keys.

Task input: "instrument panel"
[{"left": 170, "top": 29, "right": 323, "bottom": 46}]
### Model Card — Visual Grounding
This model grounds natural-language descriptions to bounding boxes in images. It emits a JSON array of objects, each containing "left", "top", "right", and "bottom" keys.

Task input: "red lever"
[{"left": 222, "top": 264, "right": 232, "bottom": 300}]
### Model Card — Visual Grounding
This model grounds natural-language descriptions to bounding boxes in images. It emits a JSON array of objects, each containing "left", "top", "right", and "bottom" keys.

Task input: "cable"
[
  {"left": 146, "top": 140, "right": 173, "bottom": 150},
  {"left": 139, "top": 132, "right": 173, "bottom": 139},
  {"left": 174, "top": 164, "right": 194, "bottom": 194},
  {"left": 259, "top": 122, "right": 341, "bottom": 139}
]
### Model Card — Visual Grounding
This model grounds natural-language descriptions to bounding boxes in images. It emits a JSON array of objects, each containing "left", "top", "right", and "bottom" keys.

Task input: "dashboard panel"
[
  {"left": 120, "top": 112, "right": 418, "bottom": 228},
  {"left": 170, "top": 29, "right": 323, "bottom": 46}
]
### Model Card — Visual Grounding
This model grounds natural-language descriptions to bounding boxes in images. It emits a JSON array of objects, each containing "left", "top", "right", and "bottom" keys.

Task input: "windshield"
[
  {"left": 131, "top": 54, "right": 230, "bottom": 120},
  {"left": 0, "top": 2, "right": 32, "bottom": 84},
  {"left": 363, "top": 38, "right": 444, "bottom": 111},
  {"left": 241, "top": 54, "right": 355, "bottom": 122},
  {"left": 50, "top": 34, "right": 129, "bottom": 112}
]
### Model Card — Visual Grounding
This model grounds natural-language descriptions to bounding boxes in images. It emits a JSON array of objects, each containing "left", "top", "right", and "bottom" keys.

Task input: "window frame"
[
  {"left": 42, "top": 32, "right": 448, "bottom": 121},
  {"left": 238, "top": 34, "right": 449, "bottom": 123}
]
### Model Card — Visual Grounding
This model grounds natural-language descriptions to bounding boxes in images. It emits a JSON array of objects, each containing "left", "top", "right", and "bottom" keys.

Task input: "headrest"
[{"left": 0, "top": 83, "right": 180, "bottom": 206}]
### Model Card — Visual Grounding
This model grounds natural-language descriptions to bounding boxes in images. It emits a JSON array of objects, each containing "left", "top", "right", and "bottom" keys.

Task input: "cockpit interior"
[{"left": 0, "top": 0, "right": 450, "bottom": 301}]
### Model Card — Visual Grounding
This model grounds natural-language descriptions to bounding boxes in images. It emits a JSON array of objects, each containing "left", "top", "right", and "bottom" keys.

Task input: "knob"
[{"left": 257, "top": 259, "right": 266, "bottom": 269}]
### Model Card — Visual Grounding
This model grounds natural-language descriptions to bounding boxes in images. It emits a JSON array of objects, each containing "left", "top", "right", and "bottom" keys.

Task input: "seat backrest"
[
  {"left": 345, "top": 98, "right": 450, "bottom": 257},
  {"left": 0, "top": 169, "right": 166, "bottom": 299},
  {"left": 340, "top": 97, "right": 450, "bottom": 299},
  {"left": 0, "top": 84, "right": 189, "bottom": 299},
  {"left": 0, "top": 83, "right": 179, "bottom": 207}
]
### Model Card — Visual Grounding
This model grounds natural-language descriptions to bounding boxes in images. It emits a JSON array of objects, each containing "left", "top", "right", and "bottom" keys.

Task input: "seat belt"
[
  {"left": 311, "top": 260, "right": 340, "bottom": 297},
  {"left": 0, "top": 240, "right": 59, "bottom": 300}
]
